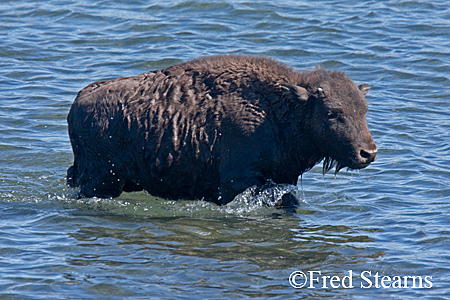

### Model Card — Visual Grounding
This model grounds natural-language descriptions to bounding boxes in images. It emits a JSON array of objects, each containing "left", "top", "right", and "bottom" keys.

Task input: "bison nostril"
[
  {"left": 360, "top": 149, "right": 376, "bottom": 163},
  {"left": 360, "top": 149, "right": 371, "bottom": 159}
]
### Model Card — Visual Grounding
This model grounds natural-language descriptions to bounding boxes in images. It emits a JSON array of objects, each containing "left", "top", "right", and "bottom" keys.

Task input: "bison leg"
[
  {"left": 252, "top": 181, "right": 300, "bottom": 209},
  {"left": 219, "top": 175, "right": 300, "bottom": 208},
  {"left": 67, "top": 159, "right": 126, "bottom": 198},
  {"left": 274, "top": 192, "right": 300, "bottom": 209},
  {"left": 219, "top": 175, "right": 266, "bottom": 205},
  {"left": 122, "top": 179, "right": 143, "bottom": 193},
  {"left": 66, "top": 165, "right": 77, "bottom": 188}
]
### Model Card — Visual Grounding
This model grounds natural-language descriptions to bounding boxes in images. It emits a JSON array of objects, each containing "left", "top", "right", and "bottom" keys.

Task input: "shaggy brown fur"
[{"left": 67, "top": 55, "right": 377, "bottom": 205}]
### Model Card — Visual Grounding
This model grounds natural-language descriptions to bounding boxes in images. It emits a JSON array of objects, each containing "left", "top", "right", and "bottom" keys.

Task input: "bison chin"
[{"left": 321, "top": 154, "right": 375, "bottom": 176}]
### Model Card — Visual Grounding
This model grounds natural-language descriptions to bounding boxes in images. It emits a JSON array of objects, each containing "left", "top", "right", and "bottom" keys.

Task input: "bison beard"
[
  {"left": 323, "top": 157, "right": 343, "bottom": 176},
  {"left": 67, "top": 55, "right": 377, "bottom": 207}
]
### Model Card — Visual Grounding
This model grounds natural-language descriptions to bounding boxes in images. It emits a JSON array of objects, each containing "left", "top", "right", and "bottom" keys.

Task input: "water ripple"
[{"left": 1, "top": 0, "right": 450, "bottom": 298}]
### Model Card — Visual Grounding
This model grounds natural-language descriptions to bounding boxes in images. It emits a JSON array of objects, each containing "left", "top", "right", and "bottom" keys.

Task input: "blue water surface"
[{"left": 1, "top": 0, "right": 450, "bottom": 299}]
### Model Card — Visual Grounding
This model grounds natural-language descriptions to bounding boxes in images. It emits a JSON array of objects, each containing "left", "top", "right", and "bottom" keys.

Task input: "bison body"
[{"left": 67, "top": 55, "right": 377, "bottom": 205}]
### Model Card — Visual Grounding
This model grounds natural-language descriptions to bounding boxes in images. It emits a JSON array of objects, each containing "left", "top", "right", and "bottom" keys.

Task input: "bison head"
[{"left": 286, "top": 70, "right": 377, "bottom": 175}]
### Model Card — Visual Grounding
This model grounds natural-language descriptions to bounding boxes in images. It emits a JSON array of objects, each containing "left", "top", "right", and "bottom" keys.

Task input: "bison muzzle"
[{"left": 67, "top": 55, "right": 377, "bottom": 206}]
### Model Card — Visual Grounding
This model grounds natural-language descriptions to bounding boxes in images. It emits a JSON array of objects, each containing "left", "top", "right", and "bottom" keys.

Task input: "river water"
[{"left": 1, "top": 0, "right": 450, "bottom": 299}]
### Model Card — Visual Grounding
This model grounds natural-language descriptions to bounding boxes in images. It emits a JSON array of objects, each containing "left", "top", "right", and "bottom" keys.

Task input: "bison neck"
[
  {"left": 233, "top": 116, "right": 323, "bottom": 187},
  {"left": 264, "top": 129, "right": 322, "bottom": 185}
]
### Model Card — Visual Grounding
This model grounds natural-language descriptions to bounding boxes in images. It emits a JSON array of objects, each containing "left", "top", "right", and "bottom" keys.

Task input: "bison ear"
[
  {"left": 280, "top": 83, "right": 309, "bottom": 102},
  {"left": 358, "top": 84, "right": 370, "bottom": 95}
]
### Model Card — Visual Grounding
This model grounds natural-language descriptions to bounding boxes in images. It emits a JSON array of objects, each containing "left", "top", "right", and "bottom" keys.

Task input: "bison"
[{"left": 67, "top": 55, "right": 377, "bottom": 206}]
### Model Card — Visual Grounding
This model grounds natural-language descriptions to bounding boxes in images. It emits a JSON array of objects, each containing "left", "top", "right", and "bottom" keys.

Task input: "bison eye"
[{"left": 326, "top": 111, "right": 339, "bottom": 120}]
